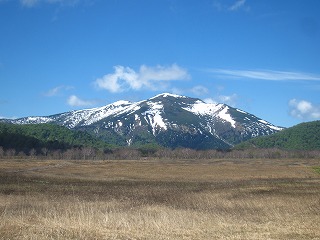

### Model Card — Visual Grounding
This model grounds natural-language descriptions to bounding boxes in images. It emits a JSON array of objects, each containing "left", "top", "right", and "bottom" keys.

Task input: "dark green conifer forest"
[{"left": 235, "top": 121, "right": 320, "bottom": 150}]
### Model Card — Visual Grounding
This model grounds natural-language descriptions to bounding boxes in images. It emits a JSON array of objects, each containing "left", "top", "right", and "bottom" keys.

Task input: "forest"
[
  {"left": 235, "top": 120, "right": 320, "bottom": 150},
  {"left": 1, "top": 121, "right": 320, "bottom": 160}
]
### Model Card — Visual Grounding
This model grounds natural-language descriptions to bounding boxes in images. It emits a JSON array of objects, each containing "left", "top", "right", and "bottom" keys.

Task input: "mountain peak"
[{"left": 150, "top": 92, "right": 187, "bottom": 100}]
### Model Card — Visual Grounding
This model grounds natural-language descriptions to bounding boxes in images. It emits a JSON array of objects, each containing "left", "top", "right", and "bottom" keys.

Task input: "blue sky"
[{"left": 0, "top": 0, "right": 320, "bottom": 127}]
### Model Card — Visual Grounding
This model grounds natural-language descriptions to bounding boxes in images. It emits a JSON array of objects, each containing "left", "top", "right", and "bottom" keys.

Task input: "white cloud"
[
  {"left": 229, "top": 0, "right": 246, "bottom": 11},
  {"left": 210, "top": 69, "right": 320, "bottom": 81},
  {"left": 43, "top": 85, "right": 73, "bottom": 97},
  {"left": 67, "top": 95, "right": 96, "bottom": 107},
  {"left": 44, "top": 86, "right": 61, "bottom": 97},
  {"left": 213, "top": 0, "right": 249, "bottom": 12},
  {"left": 289, "top": 99, "right": 320, "bottom": 120},
  {"left": 94, "top": 64, "right": 190, "bottom": 93},
  {"left": 191, "top": 85, "right": 209, "bottom": 95},
  {"left": 203, "top": 98, "right": 217, "bottom": 104},
  {"left": 217, "top": 94, "right": 238, "bottom": 106},
  {"left": 169, "top": 87, "right": 184, "bottom": 95},
  {"left": 20, "top": 0, "right": 81, "bottom": 7},
  {"left": 204, "top": 94, "right": 238, "bottom": 107},
  {"left": 94, "top": 66, "right": 138, "bottom": 93},
  {"left": 20, "top": 0, "right": 38, "bottom": 7}
]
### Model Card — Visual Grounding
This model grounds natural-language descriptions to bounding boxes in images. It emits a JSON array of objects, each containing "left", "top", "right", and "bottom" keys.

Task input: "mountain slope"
[
  {"left": 2, "top": 93, "right": 283, "bottom": 150},
  {"left": 0, "top": 123, "right": 111, "bottom": 153},
  {"left": 234, "top": 120, "right": 320, "bottom": 150}
]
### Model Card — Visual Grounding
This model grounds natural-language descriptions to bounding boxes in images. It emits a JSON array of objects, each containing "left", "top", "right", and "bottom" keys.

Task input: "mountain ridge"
[
  {"left": 234, "top": 120, "right": 320, "bottom": 150},
  {"left": 1, "top": 93, "right": 284, "bottom": 149}
]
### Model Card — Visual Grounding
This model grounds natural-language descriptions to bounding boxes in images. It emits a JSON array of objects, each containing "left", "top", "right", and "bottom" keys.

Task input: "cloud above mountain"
[
  {"left": 209, "top": 69, "right": 320, "bottom": 81},
  {"left": 228, "top": 0, "right": 247, "bottom": 11},
  {"left": 20, "top": 0, "right": 83, "bottom": 7},
  {"left": 204, "top": 94, "right": 238, "bottom": 107},
  {"left": 43, "top": 85, "right": 74, "bottom": 97},
  {"left": 289, "top": 99, "right": 320, "bottom": 120},
  {"left": 67, "top": 95, "right": 96, "bottom": 107},
  {"left": 213, "top": 0, "right": 249, "bottom": 12},
  {"left": 94, "top": 64, "right": 190, "bottom": 93}
]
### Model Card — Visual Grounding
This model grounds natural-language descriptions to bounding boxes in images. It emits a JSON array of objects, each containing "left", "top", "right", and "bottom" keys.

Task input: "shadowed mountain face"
[{"left": 2, "top": 93, "right": 283, "bottom": 150}]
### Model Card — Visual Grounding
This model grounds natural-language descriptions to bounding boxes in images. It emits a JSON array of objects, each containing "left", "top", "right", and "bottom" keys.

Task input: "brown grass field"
[{"left": 0, "top": 158, "right": 319, "bottom": 239}]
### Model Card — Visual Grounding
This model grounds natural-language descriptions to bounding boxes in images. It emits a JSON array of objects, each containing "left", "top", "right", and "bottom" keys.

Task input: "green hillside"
[
  {"left": 0, "top": 123, "right": 111, "bottom": 154},
  {"left": 235, "top": 120, "right": 320, "bottom": 150}
]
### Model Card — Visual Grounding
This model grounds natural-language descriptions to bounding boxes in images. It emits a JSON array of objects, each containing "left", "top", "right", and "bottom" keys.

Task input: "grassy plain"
[{"left": 0, "top": 158, "right": 319, "bottom": 239}]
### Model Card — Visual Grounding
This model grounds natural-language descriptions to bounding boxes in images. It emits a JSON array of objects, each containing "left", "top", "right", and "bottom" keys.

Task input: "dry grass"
[{"left": 0, "top": 158, "right": 319, "bottom": 239}]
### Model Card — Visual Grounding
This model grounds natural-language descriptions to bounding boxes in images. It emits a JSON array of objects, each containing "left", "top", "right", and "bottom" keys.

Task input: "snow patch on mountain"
[
  {"left": 182, "top": 101, "right": 236, "bottom": 128},
  {"left": 150, "top": 92, "right": 187, "bottom": 99},
  {"left": 217, "top": 106, "right": 236, "bottom": 128},
  {"left": 256, "top": 119, "right": 281, "bottom": 131},
  {"left": 258, "top": 119, "right": 269, "bottom": 124},
  {"left": 14, "top": 116, "right": 53, "bottom": 124},
  {"left": 236, "top": 109, "right": 247, "bottom": 114},
  {"left": 182, "top": 101, "right": 221, "bottom": 115},
  {"left": 2, "top": 93, "right": 284, "bottom": 149},
  {"left": 61, "top": 101, "right": 134, "bottom": 128},
  {"left": 142, "top": 101, "right": 167, "bottom": 135},
  {"left": 268, "top": 125, "right": 283, "bottom": 131},
  {"left": 113, "top": 100, "right": 132, "bottom": 106}
]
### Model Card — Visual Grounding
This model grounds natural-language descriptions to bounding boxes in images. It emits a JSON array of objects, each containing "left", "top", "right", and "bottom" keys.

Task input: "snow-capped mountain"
[{"left": 2, "top": 93, "right": 284, "bottom": 149}]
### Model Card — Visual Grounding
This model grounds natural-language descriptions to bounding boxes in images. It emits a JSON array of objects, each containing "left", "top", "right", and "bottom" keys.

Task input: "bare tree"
[
  {"left": 6, "top": 149, "right": 16, "bottom": 158},
  {"left": 29, "top": 148, "right": 37, "bottom": 159},
  {"left": 41, "top": 148, "right": 49, "bottom": 158},
  {"left": 112, "top": 148, "right": 141, "bottom": 160},
  {"left": 51, "top": 150, "right": 62, "bottom": 160},
  {"left": 82, "top": 147, "right": 96, "bottom": 160},
  {"left": 0, "top": 146, "right": 4, "bottom": 159}
]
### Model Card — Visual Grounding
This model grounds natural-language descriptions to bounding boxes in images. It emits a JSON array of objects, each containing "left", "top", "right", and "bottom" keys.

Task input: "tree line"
[
  {"left": 1, "top": 122, "right": 320, "bottom": 160},
  {"left": 0, "top": 145, "right": 319, "bottom": 160}
]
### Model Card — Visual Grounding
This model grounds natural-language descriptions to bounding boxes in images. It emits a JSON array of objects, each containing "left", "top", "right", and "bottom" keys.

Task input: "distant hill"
[
  {"left": 0, "top": 123, "right": 111, "bottom": 154},
  {"left": 1, "top": 93, "right": 283, "bottom": 150},
  {"left": 234, "top": 121, "right": 320, "bottom": 150}
]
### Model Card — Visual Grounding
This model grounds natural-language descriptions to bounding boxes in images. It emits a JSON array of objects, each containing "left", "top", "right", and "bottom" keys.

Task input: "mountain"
[
  {"left": 234, "top": 120, "right": 320, "bottom": 150},
  {"left": 1, "top": 93, "right": 283, "bottom": 150}
]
